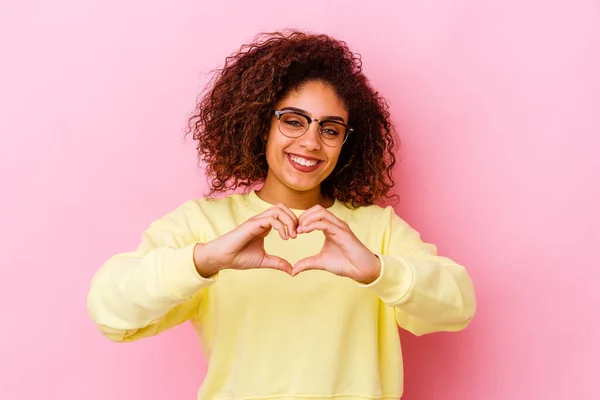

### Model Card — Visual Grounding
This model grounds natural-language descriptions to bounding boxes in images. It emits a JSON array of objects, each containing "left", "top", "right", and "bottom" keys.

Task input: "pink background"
[{"left": 1, "top": 0, "right": 599, "bottom": 399}]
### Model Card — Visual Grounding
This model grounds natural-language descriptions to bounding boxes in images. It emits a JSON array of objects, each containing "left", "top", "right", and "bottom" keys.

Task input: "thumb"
[
  {"left": 261, "top": 255, "right": 293, "bottom": 275},
  {"left": 292, "top": 256, "right": 323, "bottom": 277}
]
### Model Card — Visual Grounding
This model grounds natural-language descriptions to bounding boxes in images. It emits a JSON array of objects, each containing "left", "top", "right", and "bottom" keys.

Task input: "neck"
[{"left": 257, "top": 175, "right": 332, "bottom": 210}]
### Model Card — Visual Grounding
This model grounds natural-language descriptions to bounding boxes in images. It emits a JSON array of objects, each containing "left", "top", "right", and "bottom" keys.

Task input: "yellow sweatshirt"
[{"left": 87, "top": 190, "right": 475, "bottom": 400}]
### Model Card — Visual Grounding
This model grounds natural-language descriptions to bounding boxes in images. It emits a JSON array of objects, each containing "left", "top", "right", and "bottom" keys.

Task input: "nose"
[{"left": 298, "top": 122, "right": 321, "bottom": 151}]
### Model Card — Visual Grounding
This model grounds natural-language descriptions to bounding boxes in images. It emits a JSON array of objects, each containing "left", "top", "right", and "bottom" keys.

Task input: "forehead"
[{"left": 276, "top": 80, "right": 348, "bottom": 121}]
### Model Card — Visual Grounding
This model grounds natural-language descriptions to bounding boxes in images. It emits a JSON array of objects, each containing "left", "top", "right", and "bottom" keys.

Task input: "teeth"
[{"left": 290, "top": 155, "right": 318, "bottom": 167}]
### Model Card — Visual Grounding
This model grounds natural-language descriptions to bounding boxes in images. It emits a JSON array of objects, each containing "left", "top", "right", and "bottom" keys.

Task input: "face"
[{"left": 263, "top": 80, "right": 349, "bottom": 195}]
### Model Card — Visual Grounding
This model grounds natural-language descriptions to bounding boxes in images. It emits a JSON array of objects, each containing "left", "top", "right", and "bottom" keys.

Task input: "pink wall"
[{"left": 1, "top": 0, "right": 598, "bottom": 399}]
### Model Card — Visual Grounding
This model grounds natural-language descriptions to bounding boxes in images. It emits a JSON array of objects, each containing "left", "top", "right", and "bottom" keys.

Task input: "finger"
[
  {"left": 273, "top": 203, "right": 298, "bottom": 227},
  {"left": 300, "top": 220, "right": 348, "bottom": 245},
  {"left": 263, "top": 204, "right": 298, "bottom": 238},
  {"left": 298, "top": 212, "right": 346, "bottom": 235},
  {"left": 298, "top": 207, "right": 345, "bottom": 233},
  {"left": 261, "top": 255, "right": 293, "bottom": 275},
  {"left": 292, "top": 256, "right": 324, "bottom": 276},
  {"left": 273, "top": 207, "right": 298, "bottom": 238},
  {"left": 297, "top": 204, "right": 323, "bottom": 227},
  {"left": 252, "top": 216, "right": 289, "bottom": 240}
]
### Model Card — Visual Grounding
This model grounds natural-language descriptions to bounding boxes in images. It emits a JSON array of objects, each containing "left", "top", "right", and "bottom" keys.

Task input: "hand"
[
  {"left": 194, "top": 204, "right": 298, "bottom": 276},
  {"left": 292, "top": 205, "right": 382, "bottom": 284}
]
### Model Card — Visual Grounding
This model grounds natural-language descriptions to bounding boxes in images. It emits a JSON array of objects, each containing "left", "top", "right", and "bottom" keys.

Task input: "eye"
[
  {"left": 321, "top": 129, "right": 339, "bottom": 136},
  {"left": 280, "top": 113, "right": 307, "bottom": 129},
  {"left": 320, "top": 122, "right": 343, "bottom": 136}
]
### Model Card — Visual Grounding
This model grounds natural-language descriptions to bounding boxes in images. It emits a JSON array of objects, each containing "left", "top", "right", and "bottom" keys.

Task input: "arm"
[
  {"left": 86, "top": 200, "right": 216, "bottom": 342},
  {"left": 360, "top": 206, "right": 476, "bottom": 336}
]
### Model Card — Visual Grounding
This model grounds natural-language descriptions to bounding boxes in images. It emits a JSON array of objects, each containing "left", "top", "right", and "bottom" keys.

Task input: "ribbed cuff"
[
  {"left": 357, "top": 254, "right": 415, "bottom": 306},
  {"left": 162, "top": 243, "right": 216, "bottom": 300}
]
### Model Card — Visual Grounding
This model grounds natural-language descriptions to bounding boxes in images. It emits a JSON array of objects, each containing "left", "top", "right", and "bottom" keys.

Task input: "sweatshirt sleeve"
[
  {"left": 86, "top": 200, "right": 216, "bottom": 342},
  {"left": 358, "top": 206, "right": 476, "bottom": 336}
]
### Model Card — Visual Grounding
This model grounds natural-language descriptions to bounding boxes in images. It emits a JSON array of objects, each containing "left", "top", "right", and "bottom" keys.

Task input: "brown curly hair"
[{"left": 187, "top": 30, "right": 398, "bottom": 207}]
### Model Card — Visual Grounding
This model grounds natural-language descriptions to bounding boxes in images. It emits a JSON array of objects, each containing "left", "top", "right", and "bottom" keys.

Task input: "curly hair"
[{"left": 186, "top": 30, "right": 398, "bottom": 207}]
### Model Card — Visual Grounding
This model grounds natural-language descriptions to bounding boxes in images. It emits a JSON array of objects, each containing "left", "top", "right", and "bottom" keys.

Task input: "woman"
[{"left": 87, "top": 30, "right": 476, "bottom": 400}]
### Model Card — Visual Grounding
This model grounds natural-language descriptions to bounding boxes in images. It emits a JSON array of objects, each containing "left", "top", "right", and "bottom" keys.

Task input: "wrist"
[
  {"left": 193, "top": 242, "right": 222, "bottom": 278},
  {"left": 359, "top": 254, "right": 382, "bottom": 284}
]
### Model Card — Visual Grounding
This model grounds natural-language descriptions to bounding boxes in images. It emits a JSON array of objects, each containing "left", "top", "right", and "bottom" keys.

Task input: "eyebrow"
[{"left": 280, "top": 107, "right": 346, "bottom": 123}]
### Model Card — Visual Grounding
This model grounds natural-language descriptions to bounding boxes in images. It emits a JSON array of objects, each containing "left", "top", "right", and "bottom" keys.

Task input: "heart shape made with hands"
[{"left": 271, "top": 205, "right": 381, "bottom": 284}]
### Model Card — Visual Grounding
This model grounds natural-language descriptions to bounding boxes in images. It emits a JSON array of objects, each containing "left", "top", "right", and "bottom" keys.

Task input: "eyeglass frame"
[{"left": 273, "top": 109, "right": 353, "bottom": 147}]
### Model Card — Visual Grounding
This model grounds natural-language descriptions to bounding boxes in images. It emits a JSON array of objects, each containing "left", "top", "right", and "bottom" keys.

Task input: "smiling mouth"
[
  {"left": 289, "top": 154, "right": 321, "bottom": 166},
  {"left": 286, "top": 153, "right": 323, "bottom": 172}
]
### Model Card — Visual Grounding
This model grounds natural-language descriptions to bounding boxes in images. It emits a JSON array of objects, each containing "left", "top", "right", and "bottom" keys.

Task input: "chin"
[
  {"left": 283, "top": 177, "right": 323, "bottom": 192},
  {"left": 281, "top": 168, "right": 332, "bottom": 192}
]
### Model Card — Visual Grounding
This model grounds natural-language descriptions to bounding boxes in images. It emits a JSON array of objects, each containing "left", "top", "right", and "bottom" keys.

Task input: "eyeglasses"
[{"left": 273, "top": 109, "right": 353, "bottom": 147}]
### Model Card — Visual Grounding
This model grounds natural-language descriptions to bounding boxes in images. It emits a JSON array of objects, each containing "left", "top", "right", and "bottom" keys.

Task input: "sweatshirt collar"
[{"left": 242, "top": 189, "right": 348, "bottom": 218}]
